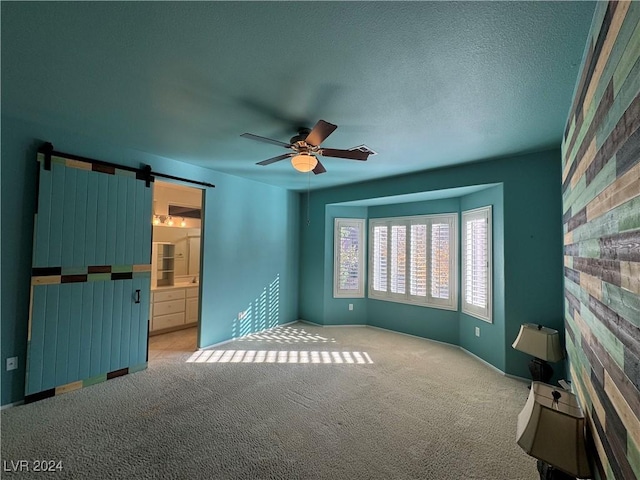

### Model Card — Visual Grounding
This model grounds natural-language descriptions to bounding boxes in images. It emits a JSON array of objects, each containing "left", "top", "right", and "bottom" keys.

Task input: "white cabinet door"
[{"left": 186, "top": 297, "right": 199, "bottom": 324}]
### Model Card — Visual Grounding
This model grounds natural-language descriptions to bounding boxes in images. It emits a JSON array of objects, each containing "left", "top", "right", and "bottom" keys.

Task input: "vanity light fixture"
[{"left": 151, "top": 214, "right": 185, "bottom": 227}]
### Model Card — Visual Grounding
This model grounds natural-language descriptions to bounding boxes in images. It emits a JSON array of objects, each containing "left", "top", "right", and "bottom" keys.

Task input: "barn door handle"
[{"left": 134, "top": 289, "right": 141, "bottom": 304}]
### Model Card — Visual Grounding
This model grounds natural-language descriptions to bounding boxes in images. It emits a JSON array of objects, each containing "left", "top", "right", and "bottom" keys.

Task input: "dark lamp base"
[
  {"left": 529, "top": 358, "right": 554, "bottom": 384},
  {"left": 537, "top": 460, "right": 576, "bottom": 480}
]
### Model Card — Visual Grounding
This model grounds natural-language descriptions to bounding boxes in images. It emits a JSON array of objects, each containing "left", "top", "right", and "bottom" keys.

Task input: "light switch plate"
[
  {"left": 475, "top": 327, "right": 480, "bottom": 337},
  {"left": 6, "top": 357, "right": 18, "bottom": 371},
  {"left": 349, "top": 304, "right": 353, "bottom": 311}
]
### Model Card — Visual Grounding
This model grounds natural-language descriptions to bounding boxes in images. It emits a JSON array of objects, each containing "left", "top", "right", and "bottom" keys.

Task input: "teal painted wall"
[
  {"left": 459, "top": 185, "right": 505, "bottom": 370},
  {"left": 298, "top": 150, "right": 564, "bottom": 376},
  {"left": 1, "top": 115, "right": 299, "bottom": 406},
  {"left": 200, "top": 172, "right": 299, "bottom": 345},
  {"left": 368, "top": 198, "right": 459, "bottom": 219},
  {"left": 501, "top": 157, "right": 564, "bottom": 381},
  {"left": 298, "top": 193, "right": 325, "bottom": 325}
]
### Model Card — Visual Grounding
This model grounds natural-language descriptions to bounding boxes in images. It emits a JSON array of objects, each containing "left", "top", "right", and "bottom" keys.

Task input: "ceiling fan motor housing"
[{"left": 289, "top": 128, "right": 311, "bottom": 145}]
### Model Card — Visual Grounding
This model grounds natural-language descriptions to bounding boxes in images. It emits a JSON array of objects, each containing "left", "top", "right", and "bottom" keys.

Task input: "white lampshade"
[
  {"left": 517, "top": 382, "right": 591, "bottom": 478},
  {"left": 291, "top": 154, "right": 318, "bottom": 172},
  {"left": 512, "top": 323, "right": 564, "bottom": 362}
]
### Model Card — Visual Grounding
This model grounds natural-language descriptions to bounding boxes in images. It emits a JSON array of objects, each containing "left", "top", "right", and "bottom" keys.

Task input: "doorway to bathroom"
[{"left": 148, "top": 180, "right": 203, "bottom": 362}]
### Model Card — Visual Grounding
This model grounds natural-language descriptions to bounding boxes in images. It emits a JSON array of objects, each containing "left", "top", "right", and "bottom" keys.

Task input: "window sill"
[{"left": 368, "top": 294, "right": 458, "bottom": 312}]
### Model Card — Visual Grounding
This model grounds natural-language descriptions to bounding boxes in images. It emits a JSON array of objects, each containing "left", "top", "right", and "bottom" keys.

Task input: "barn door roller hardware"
[{"left": 38, "top": 143, "right": 215, "bottom": 189}]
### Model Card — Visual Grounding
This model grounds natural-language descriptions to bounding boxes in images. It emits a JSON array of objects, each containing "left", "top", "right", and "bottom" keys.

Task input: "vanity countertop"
[{"left": 152, "top": 283, "right": 199, "bottom": 291}]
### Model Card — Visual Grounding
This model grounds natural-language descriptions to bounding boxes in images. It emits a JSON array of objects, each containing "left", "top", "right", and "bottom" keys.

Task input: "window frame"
[
  {"left": 333, "top": 218, "right": 366, "bottom": 298},
  {"left": 368, "top": 213, "right": 458, "bottom": 310},
  {"left": 461, "top": 206, "right": 492, "bottom": 323}
]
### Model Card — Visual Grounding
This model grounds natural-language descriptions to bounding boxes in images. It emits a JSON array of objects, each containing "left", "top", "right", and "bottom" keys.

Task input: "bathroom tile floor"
[{"left": 148, "top": 326, "right": 198, "bottom": 361}]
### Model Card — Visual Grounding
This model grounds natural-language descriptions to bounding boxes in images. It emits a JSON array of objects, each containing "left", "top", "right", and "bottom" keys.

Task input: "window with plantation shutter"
[
  {"left": 390, "top": 225, "right": 406, "bottom": 294},
  {"left": 372, "top": 225, "right": 388, "bottom": 292},
  {"left": 369, "top": 214, "right": 457, "bottom": 310},
  {"left": 430, "top": 222, "right": 450, "bottom": 299},
  {"left": 462, "top": 206, "right": 492, "bottom": 322},
  {"left": 334, "top": 218, "right": 365, "bottom": 298}
]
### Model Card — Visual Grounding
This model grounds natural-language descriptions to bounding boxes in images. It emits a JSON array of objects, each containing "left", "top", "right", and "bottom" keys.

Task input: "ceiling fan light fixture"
[{"left": 291, "top": 154, "right": 318, "bottom": 173}]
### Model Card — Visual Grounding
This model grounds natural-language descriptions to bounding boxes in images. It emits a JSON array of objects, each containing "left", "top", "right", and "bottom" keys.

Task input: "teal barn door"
[{"left": 25, "top": 150, "right": 152, "bottom": 402}]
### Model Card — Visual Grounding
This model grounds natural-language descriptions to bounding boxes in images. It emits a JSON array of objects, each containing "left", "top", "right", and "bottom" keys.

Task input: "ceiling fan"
[{"left": 241, "top": 120, "right": 370, "bottom": 175}]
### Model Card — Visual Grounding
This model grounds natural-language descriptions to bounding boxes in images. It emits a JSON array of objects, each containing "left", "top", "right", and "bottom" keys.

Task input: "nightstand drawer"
[
  {"left": 154, "top": 289, "right": 186, "bottom": 303},
  {"left": 153, "top": 299, "right": 185, "bottom": 316}
]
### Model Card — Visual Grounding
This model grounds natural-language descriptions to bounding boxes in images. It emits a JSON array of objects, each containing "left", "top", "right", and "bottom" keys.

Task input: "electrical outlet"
[
  {"left": 475, "top": 327, "right": 480, "bottom": 337},
  {"left": 348, "top": 304, "right": 353, "bottom": 311},
  {"left": 6, "top": 357, "right": 18, "bottom": 371}
]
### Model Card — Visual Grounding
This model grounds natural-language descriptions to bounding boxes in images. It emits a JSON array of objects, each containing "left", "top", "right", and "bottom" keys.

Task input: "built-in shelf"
[{"left": 152, "top": 242, "right": 175, "bottom": 287}]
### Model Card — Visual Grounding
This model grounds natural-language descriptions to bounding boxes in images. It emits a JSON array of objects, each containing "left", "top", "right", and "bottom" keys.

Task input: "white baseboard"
[
  {"left": 363, "top": 325, "right": 525, "bottom": 380},
  {"left": 458, "top": 346, "right": 506, "bottom": 376},
  {"left": 322, "top": 324, "right": 367, "bottom": 328},
  {"left": 279, "top": 320, "right": 299, "bottom": 327},
  {"left": 198, "top": 320, "right": 299, "bottom": 350},
  {"left": 297, "top": 319, "right": 322, "bottom": 326},
  {"left": 297, "top": 319, "right": 367, "bottom": 328},
  {"left": 504, "top": 373, "right": 532, "bottom": 384},
  {"left": 366, "top": 325, "right": 459, "bottom": 349},
  {"left": 1, "top": 400, "right": 24, "bottom": 410},
  {"left": 457, "top": 348, "right": 529, "bottom": 383}
]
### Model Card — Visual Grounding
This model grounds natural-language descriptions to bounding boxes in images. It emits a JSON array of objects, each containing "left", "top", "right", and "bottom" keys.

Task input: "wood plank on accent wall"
[{"left": 562, "top": 2, "right": 640, "bottom": 479}]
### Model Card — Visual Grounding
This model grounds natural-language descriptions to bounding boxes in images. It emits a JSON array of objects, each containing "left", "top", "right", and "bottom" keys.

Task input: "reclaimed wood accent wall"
[{"left": 561, "top": 2, "right": 640, "bottom": 479}]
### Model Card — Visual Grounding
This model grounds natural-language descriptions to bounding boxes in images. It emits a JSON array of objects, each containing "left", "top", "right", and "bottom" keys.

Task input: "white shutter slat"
[
  {"left": 390, "top": 225, "right": 406, "bottom": 294},
  {"left": 430, "top": 222, "right": 450, "bottom": 299},
  {"left": 410, "top": 224, "right": 427, "bottom": 297}
]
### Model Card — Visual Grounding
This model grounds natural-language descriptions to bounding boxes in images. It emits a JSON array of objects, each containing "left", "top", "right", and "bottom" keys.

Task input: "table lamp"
[
  {"left": 512, "top": 323, "right": 564, "bottom": 383},
  {"left": 517, "top": 382, "right": 591, "bottom": 479}
]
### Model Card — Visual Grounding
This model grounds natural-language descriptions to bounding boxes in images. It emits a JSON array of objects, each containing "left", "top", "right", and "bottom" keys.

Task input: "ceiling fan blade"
[
  {"left": 320, "top": 148, "right": 369, "bottom": 161},
  {"left": 241, "top": 133, "right": 291, "bottom": 148},
  {"left": 305, "top": 120, "right": 337, "bottom": 146},
  {"left": 256, "top": 153, "right": 292, "bottom": 166},
  {"left": 312, "top": 160, "right": 326, "bottom": 175}
]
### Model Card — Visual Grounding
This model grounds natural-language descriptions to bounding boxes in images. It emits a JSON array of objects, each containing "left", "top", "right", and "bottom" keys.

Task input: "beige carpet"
[{"left": 1, "top": 322, "right": 537, "bottom": 479}]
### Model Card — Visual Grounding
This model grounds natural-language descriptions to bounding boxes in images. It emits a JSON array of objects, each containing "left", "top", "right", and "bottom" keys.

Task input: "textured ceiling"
[{"left": 2, "top": 2, "right": 595, "bottom": 191}]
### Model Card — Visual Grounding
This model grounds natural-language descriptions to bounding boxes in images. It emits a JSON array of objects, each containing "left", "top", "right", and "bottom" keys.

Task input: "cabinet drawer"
[
  {"left": 153, "top": 299, "right": 185, "bottom": 316},
  {"left": 154, "top": 288, "right": 185, "bottom": 303},
  {"left": 152, "top": 312, "right": 185, "bottom": 331},
  {"left": 186, "top": 287, "right": 199, "bottom": 298}
]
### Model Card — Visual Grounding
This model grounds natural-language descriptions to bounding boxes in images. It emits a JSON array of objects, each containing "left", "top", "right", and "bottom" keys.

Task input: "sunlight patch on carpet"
[{"left": 186, "top": 349, "right": 374, "bottom": 364}]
